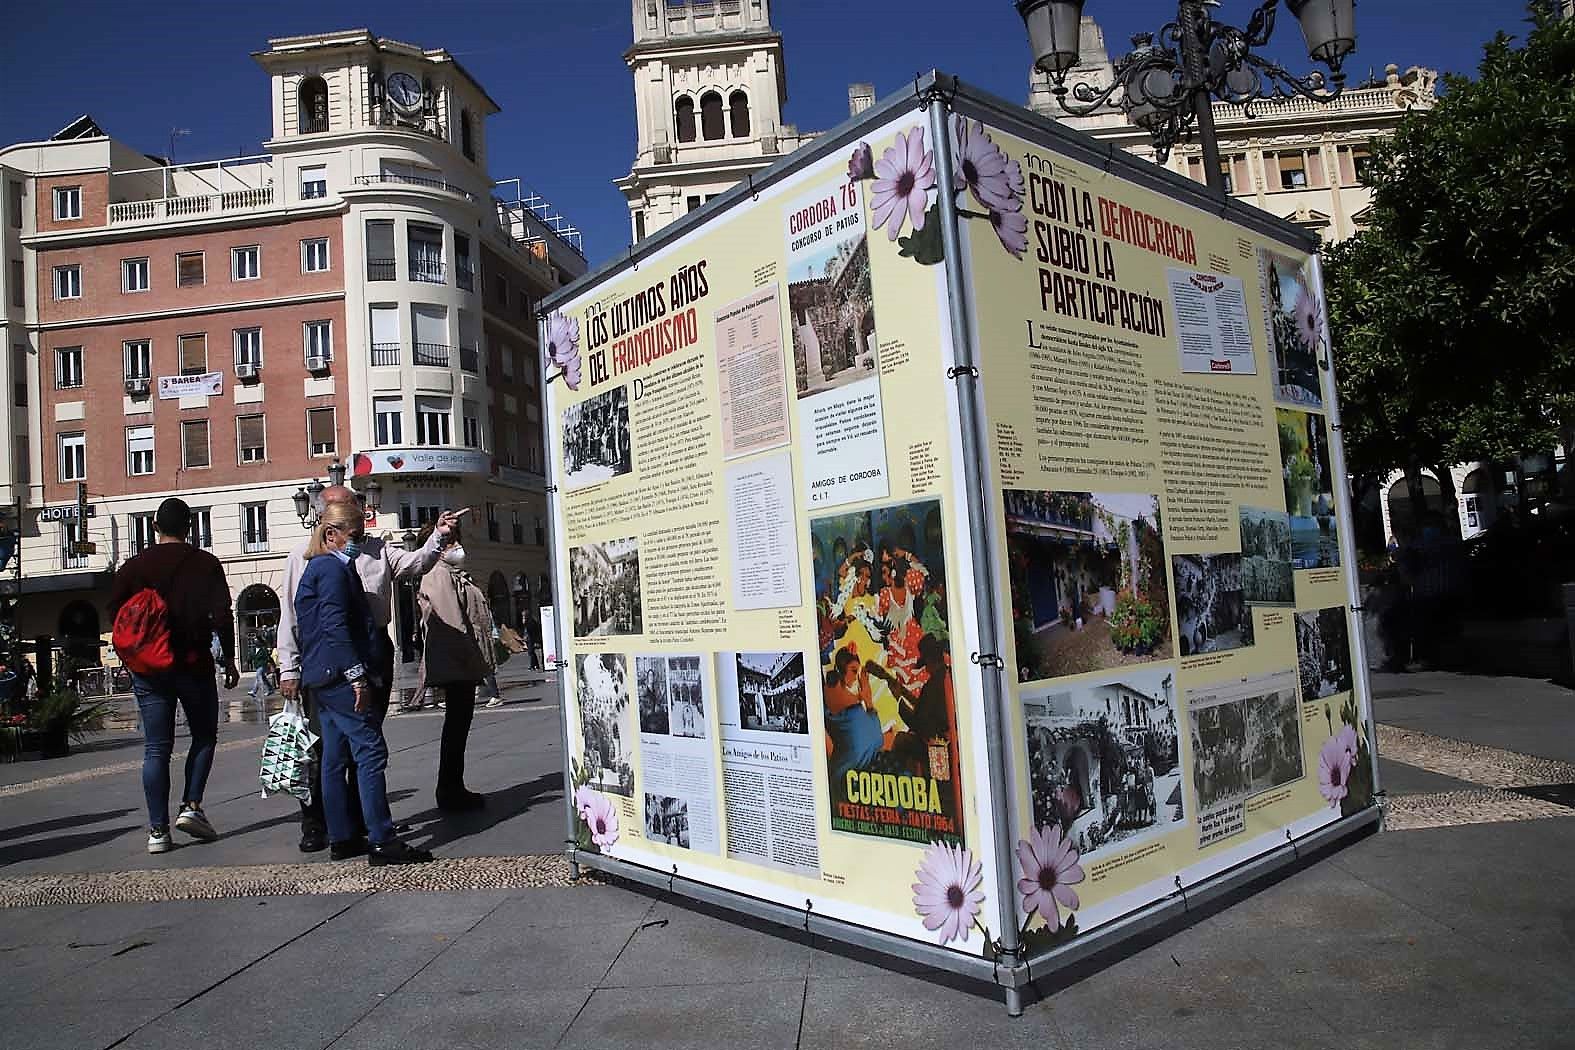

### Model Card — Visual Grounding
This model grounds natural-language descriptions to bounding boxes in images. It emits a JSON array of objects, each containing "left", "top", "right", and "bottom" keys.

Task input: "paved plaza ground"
[{"left": 0, "top": 670, "right": 1572, "bottom": 1049}]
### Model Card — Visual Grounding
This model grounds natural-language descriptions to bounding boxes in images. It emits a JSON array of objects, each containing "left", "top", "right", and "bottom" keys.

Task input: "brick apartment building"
[{"left": 0, "top": 29, "right": 585, "bottom": 671}]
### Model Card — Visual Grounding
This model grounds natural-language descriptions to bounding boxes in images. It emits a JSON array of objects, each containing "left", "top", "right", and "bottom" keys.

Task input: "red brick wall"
[
  {"left": 34, "top": 173, "right": 109, "bottom": 234},
  {"left": 37, "top": 215, "right": 342, "bottom": 325},
  {"left": 41, "top": 298, "right": 347, "bottom": 503}
]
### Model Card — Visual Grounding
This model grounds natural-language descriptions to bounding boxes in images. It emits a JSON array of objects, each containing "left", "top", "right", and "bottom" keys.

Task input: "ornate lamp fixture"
[{"left": 1018, "top": 0, "right": 1357, "bottom": 190}]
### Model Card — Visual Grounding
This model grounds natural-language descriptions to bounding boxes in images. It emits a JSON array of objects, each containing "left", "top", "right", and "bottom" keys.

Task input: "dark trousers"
[
  {"left": 437, "top": 682, "right": 477, "bottom": 793},
  {"left": 302, "top": 629, "right": 394, "bottom": 837},
  {"left": 131, "top": 668, "right": 219, "bottom": 829},
  {"left": 315, "top": 684, "right": 396, "bottom": 845}
]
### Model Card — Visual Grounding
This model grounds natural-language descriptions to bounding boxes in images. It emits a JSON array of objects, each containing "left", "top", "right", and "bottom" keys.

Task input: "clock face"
[{"left": 387, "top": 72, "right": 422, "bottom": 110}]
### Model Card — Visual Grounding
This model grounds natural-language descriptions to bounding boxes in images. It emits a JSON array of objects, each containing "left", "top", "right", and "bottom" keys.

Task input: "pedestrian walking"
[
  {"left": 414, "top": 522, "right": 494, "bottom": 811},
  {"left": 107, "top": 498, "right": 240, "bottom": 854},
  {"left": 275, "top": 485, "right": 461, "bottom": 853},
  {"left": 294, "top": 500, "right": 431, "bottom": 866},
  {"left": 248, "top": 632, "right": 277, "bottom": 702}
]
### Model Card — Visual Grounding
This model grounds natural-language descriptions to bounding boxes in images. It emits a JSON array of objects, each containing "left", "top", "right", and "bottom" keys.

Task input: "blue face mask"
[{"left": 342, "top": 539, "right": 363, "bottom": 559}]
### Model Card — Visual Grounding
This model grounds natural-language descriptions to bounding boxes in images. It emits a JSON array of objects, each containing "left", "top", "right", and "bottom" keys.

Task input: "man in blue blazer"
[{"left": 296, "top": 501, "right": 432, "bottom": 865}]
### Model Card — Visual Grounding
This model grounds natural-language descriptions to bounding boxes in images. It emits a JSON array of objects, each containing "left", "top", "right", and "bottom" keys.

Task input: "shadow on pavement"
[
  {"left": 0, "top": 808, "right": 137, "bottom": 843},
  {"left": 0, "top": 823, "right": 144, "bottom": 867},
  {"left": 404, "top": 771, "right": 563, "bottom": 852}
]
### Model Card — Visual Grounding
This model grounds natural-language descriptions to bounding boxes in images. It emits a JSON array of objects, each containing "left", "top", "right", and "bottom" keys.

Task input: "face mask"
[
  {"left": 342, "top": 539, "right": 363, "bottom": 559},
  {"left": 443, "top": 545, "right": 466, "bottom": 568}
]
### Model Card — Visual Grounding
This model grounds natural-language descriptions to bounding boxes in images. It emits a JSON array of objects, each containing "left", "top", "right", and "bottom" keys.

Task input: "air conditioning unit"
[
  {"left": 306, "top": 355, "right": 330, "bottom": 374},
  {"left": 123, "top": 376, "right": 150, "bottom": 396},
  {"left": 235, "top": 363, "right": 259, "bottom": 381}
]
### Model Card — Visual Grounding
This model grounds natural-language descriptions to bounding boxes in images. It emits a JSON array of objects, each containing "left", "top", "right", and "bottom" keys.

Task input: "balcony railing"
[
  {"left": 366, "top": 258, "right": 396, "bottom": 281},
  {"left": 413, "top": 342, "right": 451, "bottom": 367},
  {"left": 300, "top": 116, "right": 330, "bottom": 134},
  {"left": 370, "top": 343, "right": 401, "bottom": 367},
  {"left": 459, "top": 346, "right": 479, "bottom": 373},
  {"left": 409, "top": 260, "right": 446, "bottom": 284},
  {"left": 457, "top": 263, "right": 475, "bottom": 291},
  {"left": 108, "top": 186, "right": 274, "bottom": 226},
  {"left": 61, "top": 548, "right": 87, "bottom": 570},
  {"left": 242, "top": 537, "right": 270, "bottom": 554},
  {"left": 352, "top": 172, "right": 475, "bottom": 202}
]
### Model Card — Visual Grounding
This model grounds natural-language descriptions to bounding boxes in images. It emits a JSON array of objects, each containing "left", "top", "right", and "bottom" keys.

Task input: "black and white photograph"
[
  {"left": 668, "top": 656, "right": 706, "bottom": 739},
  {"left": 570, "top": 537, "right": 642, "bottom": 637},
  {"left": 1239, "top": 505, "right": 1294, "bottom": 606},
  {"left": 644, "top": 793, "right": 692, "bottom": 849},
  {"left": 1244, "top": 685, "right": 1304, "bottom": 794},
  {"left": 1172, "top": 553, "right": 1255, "bottom": 656},
  {"left": 562, "top": 383, "right": 633, "bottom": 488},
  {"left": 636, "top": 656, "right": 670, "bottom": 735},
  {"left": 1189, "top": 698, "right": 1248, "bottom": 811},
  {"left": 576, "top": 653, "right": 633, "bottom": 796},
  {"left": 734, "top": 652, "right": 808, "bottom": 734},
  {"left": 1296, "top": 605, "right": 1354, "bottom": 700},
  {"left": 1023, "top": 668, "right": 1186, "bottom": 862}
]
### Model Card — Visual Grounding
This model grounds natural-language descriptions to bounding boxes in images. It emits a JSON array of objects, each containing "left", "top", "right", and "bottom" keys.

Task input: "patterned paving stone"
[
  {"left": 1377, "top": 725, "right": 1575, "bottom": 789},
  {"left": 1383, "top": 787, "right": 1575, "bottom": 831}
]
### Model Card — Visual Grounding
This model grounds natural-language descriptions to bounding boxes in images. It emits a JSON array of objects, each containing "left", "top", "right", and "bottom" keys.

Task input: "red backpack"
[{"left": 112, "top": 552, "right": 193, "bottom": 675}]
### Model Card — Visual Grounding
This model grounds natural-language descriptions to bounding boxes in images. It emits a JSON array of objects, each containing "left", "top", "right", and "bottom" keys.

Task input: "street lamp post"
[{"left": 1018, "top": 0, "right": 1357, "bottom": 193}]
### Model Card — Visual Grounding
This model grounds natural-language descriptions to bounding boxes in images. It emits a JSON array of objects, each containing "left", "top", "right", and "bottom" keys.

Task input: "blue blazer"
[{"left": 295, "top": 554, "right": 376, "bottom": 700}]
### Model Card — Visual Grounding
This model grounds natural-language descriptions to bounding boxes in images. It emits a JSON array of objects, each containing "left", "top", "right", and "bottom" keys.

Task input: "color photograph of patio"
[{"left": 1005, "top": 490, "right": 1172, "bottom": 682}]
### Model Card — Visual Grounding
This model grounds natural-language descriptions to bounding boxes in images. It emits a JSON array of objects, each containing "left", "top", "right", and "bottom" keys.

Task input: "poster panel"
[
  {"left": 544, "top": 110, "right": 1004, "bottom": 953},
  {"left": 957, "top": 111, "right": 1373, "bottom": 948}
]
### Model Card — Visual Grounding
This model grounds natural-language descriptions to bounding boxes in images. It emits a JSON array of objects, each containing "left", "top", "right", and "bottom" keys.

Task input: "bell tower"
[{"left": 617, "top": 0, "right": 803, "bottom": 242}]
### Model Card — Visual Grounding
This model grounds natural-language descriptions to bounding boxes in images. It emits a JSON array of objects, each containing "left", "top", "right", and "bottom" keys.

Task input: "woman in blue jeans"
[{"left": 294, "top": 501, "right": 432, "bottom": 866}]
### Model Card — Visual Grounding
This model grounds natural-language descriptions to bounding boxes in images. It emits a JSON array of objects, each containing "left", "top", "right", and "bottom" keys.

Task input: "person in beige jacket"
[{"left": 415, "top": 522, "right": 496, "bottom": 811}]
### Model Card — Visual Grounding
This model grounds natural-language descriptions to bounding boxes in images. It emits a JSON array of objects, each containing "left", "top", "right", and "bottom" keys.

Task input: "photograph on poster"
[
  {"left": 1260, "top": 250, "right": 1324, "bottom": 409},
  {"left": 1023, "top": 667, "right": 1185, "bottom": 862},
  {"left": 1173, "top": 553, "right": 1255, "bottom": 656},
  {"left": 811, "top": 497, "right": 965, "bottom": 845},
  {"left": 787, "top": 229, "right": 877, "bottom": 400},
  {"left": 562, "top": 384, "right": 632, "bottom": 488},
  {"left": 668, "top": 656, "right": 706, "bottom": 739},
  {"left": 734, "top": 652, "right": 808, "bottom": 734},
  {"left": 570, "top": 537, "right": 642, "bottom": 637},
  {"left": 644, "top": 793, "right": 691, "bottom": 849},
  {"left": 636, "top": 656, "right": 670, "bottom": 735},
  {"left": 1188, "top": 671, "right": 1303, "bottom": 812},
  {"left": 1004, "top": 491, "right": 1172, "bottom": 682},
  {"left": 1239, "top": 505, "right": 1294, "bottom": 606},
  {"left": 1277, "top": 408, "right": 1341, "bottom": 570},
  {"left": 1296, "top": 606, "right": 1354, "bottom": 700},
  {"left": 577, "top": 653, "right": 633, "bottom": 796}
]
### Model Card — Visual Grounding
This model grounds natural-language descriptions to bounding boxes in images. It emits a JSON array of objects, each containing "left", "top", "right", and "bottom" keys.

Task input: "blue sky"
[{"left": 1, "top": 1, "right": 1532, "bottom": 266}]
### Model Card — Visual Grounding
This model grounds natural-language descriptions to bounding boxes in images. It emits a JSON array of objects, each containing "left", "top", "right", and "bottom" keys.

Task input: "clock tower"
[{"left": 615, "top": 0, "right": 810, "bottom": 242}]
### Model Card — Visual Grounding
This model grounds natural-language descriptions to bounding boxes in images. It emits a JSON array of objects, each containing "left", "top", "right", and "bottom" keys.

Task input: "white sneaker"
[
  {"left": 484, "top": 696, "right": 504, "bottom": 708},
  {"left": 175, "top": 805, "right": 218, "bottom": 842},
  {"left": 147, "top": 827, "right": 173, "bottom": 854}
]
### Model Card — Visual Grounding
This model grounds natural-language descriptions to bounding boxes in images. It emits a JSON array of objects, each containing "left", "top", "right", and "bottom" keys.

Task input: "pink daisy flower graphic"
[
  {"left": 545, "top": 311, "right": 582, "bottom": 391},
  {"left": 1016, "top": 823, "right": 1085, "bottom": 931},
  {"left": 911, "top": 841, "right": 985, "bottom": 946},
  {"left": 870, "top": 126, "right": 936, "bottom": 242},
  {"left": 951, "top": 117, "right": 1019, "bottom": 213},
  {"left": 582, "top": 791, "right": 620, "bottom": 848},
  {"left": 1318, "top": 730, "right": 1358, "bottom": 808},
  {"left": 990, "top": 207, "right": 1030, "bottom": 259}
]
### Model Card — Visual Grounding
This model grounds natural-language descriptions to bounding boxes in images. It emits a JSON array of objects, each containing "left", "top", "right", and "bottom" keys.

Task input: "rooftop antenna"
[{"left": 168, "top": 127, "right": 190, "bottom": 166}]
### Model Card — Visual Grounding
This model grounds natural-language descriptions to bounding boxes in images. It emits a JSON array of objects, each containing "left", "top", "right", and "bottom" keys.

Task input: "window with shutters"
[
  {"left": 6, "top": 181, "right": 21, "bottom": 228},
  {"left": 189, "top": 507, "right": 213, "bottom": 549},
  {"left": 53, "top": 265, "right": 81, "bottom": 299},
  {"left": 231, "top": 245, "right": 260, "bottom": 281},
  {"left": 242, "top": 502, "right": 269, "bottom": 553},
  {"left": 126, "top": 425, "right": 154, "bottom": 476},
  {"left": 61, "top": 521, "right": 86, "bottom": 569},
  {"left": 462, "top": 400, "right": 481, "bottom": 449},
  {"left": 124, "top": 340, "right": 151, "bottom": 380},
  {"left": 486, "top": 502, "right": 500, "bottom": 542},
  {"left": 369, "top": 304, "right": 399, "bottom": 366},
  {"left": 12, "top": 344, "right": 25, "bottom": 407},
  {"left": 373, "top": 396, "right": 403, "bottom": 445},
  {"left": 54, "top": 346, "right": 83, "bottom": 389},
  {"left": 178, "top": 334, "right": 207, "bottom": 376},
  {"left": 300, "top": 165, "right": 327, "bottom": 200},
  {"left": 177, "top": 252, "right": 205, "bottom": 287},
  {"left": 415, "top": 396, "right": 450, "bottom": 446},
  {"left": 511, "top": 509, "right": 524, "bottom": 545},
  {"left": 304, "top": 320, "right": 332, "bottom": 362},
  {"left": 1275, "top": 151, "right": 1307, "bottom": 189},
  {"left": 130, "top": 512, "right": 156, "bottom": 554},
  {"left": 59, "top": 431, "right": 86, "bottom": 482},
  {"left": 307, "top": 407, "right": 336, "bottom": 456},
  {"left": 408, "top": 223, "right": 444, "bottom": 284},
  {"left": 412, "top": 304, "right": 449, "bottom": 366},
  {"left": 365, "top": 220, "right": 395, "bottom": 280},
  {"left": 181, "top": 419, "right": 210, "bottom": 468},
  {"left": 233, "top": 328, "right": 262, "bottom": 369},
  {"left": 237, "top": 414, "right": 266, "bottom": 464}
]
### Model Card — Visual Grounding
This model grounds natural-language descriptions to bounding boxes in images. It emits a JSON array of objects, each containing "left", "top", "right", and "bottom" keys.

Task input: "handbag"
[{"left": 259, "top": 699, "right": 319, "bottom": 803}]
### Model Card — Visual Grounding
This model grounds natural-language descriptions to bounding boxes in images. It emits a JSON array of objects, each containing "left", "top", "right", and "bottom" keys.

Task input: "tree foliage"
[{"left": 1323, "top": 4, "right": 1575, "bottom": 480}]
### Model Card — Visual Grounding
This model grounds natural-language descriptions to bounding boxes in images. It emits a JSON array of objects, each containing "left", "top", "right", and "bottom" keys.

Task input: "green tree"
[{"left": 1324, "top": 4, "right": 1575, "bottom": 533}]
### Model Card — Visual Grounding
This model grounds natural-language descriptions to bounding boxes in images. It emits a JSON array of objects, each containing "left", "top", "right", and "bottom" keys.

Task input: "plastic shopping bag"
[{"left": 259, "top": 699, "right": 319, "bottom": 803}]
